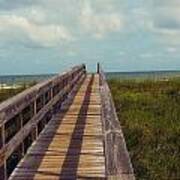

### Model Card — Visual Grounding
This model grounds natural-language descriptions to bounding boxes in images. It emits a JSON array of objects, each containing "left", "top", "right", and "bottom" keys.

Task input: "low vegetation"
[
  {"left": 108, "top": 78, "right": 180, "bottom": 180},
  {"left": 0, "top": 81, "right": 37, "bottom": 103}
]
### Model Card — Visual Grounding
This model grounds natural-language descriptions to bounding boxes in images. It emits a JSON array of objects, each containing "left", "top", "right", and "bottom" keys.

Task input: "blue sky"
[{"left": 0, "top": 0, "right": 180, "bottom": 74}]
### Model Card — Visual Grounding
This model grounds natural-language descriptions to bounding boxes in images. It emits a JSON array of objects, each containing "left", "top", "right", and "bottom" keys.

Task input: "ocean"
[
  {"left": 0, "top": 71, "right": 180, "bottom": 86},
  {"left": 0, "top": 74, "right": 55, "bottom": 86}
]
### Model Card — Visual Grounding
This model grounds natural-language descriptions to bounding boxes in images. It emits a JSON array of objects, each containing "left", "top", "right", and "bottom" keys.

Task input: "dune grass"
[
  {"left": 0, "top": 88, "right": 26, "bottom": 103},
  {"left": 0, "top": 82, "right": 37, "bottom": 103},
  {"left": 108, "top": 78, "right": 180, "bottom": 180}
]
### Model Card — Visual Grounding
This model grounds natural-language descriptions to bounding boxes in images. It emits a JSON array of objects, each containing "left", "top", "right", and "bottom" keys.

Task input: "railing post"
[
  {"left": 97, "top": 63, "right": 100, "bottom": 74},
  {"left": 50, "top": 87, "right": 53, "bottom": 100},
  {"left": 50, "top": 87, "right": 54, "bottom": 119},
  {"left": 0, "top": 124, "right": 7, "bottom": 180},
  {"left": 34, "top": 100, "right": 38, "bottom": 140},
  {"left": 20, "top": 113, "right": 25, "bottom": 157}
]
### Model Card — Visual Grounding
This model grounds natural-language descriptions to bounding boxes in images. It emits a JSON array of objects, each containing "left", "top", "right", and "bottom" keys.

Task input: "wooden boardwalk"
[
  {"left": 10, "top": 74, "right": 106, "bottom": 179},
  {"left": 0, "top": 64, "right": 134, "bottom": 179}
]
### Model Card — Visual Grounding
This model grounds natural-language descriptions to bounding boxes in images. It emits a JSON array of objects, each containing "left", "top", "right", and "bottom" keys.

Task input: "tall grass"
[
  {"left": 0, "top": 81, "right": 37, "bottom": 103},
  {"left": 108, "top": 78, "right": 180, "bottom": 180}
]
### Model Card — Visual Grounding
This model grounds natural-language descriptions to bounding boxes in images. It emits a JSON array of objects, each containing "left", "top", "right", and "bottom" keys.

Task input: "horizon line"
[{"left": 0, "top": 69, "right": 180, "bottom": 76}]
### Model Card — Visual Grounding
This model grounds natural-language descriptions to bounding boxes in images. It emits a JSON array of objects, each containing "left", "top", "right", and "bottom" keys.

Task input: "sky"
[{"left": 0, "top": 0, "right": 180, "bottom": 74}]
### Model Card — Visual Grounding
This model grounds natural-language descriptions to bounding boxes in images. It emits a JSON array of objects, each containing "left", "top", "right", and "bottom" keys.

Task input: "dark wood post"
[
  {"left": 0, "top": 124, "right": 7, "bottom": 180},
  {"left": 20, "top": 113, "right": 25, "bottom": 157},
  {"left": 97, "top": 63, "right": 100, "bottom": 74},
  {"left": 33, "top": 100, "right": 38, "bottom": 140}
]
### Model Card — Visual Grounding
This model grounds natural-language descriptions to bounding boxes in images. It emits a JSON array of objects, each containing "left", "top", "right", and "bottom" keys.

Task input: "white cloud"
[
  {"left": 67, "top": 50, "right": 77, "bottom": 57},
  {"left": 0, "top": 15, "right": 72, "bottom": 47},
  {"left": 79, "top": 1, "right": 123, "bottom": 38},
  {"left": 0, "top": 0, "right": 125, "bottom": 46},
  {"left": 139, "top": 53, "right": 154, "bottom": 58},
  {"left": 26, "top": 7, "right": 46, "bottom": 24},
  {"left": 155, "top": 0, "right": 180, "bottom": 7},
  {"left": 149, "top": 0, "right": 180, "bottom": 44},
  {"left": 119, "top": 51, "right": 125, "bottom": 56},
  {"left": 166, "top": 47, "right": 177, "bottom": 53},
  {"left": 130, "top": 8, "right": 151, "bottom": 30},
  {"left": 0, "top": 0, "right": 36, "bottom": 10}
]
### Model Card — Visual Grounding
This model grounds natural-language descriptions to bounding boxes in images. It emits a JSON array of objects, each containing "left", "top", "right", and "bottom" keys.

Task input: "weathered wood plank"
[
  {"left": 2, "top": 64, "right": 135, "bottom": 179},
  {"left": 10, "top": 74, "right": 106, "bottom": 180},
  {"left": 0, "top": 65, "right": 86, "bottom": 179}
]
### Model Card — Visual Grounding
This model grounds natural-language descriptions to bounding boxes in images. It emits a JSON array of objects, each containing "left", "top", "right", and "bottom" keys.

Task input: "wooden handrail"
[
  {"left": 0, "top": 64, "right": 86, "bottom": 179},
  {"left": 0, "top": 64, "right": 85, "bottom": 125},
  {"left": 98, "top": 64, "right": 135, "bottom": 179}
]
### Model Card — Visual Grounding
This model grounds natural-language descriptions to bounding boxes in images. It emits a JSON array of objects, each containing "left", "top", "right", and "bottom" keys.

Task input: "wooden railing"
[
  {"left": 98, "top": 63, "right": 135, "bottom": 179},
  {"left": 0, "top": 65, "right": 86, "bottom": 179}
]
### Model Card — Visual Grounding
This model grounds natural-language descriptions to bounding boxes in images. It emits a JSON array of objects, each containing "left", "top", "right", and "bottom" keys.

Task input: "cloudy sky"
[{"left": 0, "top": 0, "right": 180, "bottom": 74}]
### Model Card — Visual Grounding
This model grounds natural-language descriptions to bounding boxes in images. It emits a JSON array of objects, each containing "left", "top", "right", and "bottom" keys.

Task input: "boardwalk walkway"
[{"left": 10, "top": 74, "right": 106, "bottom": 179}]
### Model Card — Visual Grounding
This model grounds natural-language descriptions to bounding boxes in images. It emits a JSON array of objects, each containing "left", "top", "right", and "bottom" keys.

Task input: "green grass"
[
  {"left": 0, "top": 82, "right": 37, "bottom": 103},
  {"left": 0, "top": 88, "right": 26, "bottom": 103},
  {"left": 108, "top": 78, "right": 180, "bottom": 180}
]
